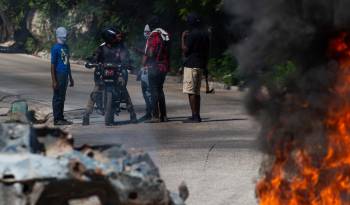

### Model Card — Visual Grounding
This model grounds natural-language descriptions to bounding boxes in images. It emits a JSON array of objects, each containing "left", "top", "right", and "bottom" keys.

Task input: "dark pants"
[
  {"left": 148, "top": 67, "right": 167, "bottom": 118},
  {"left": 52, "top": 73, "right": 68, "bottom": 122},
  {"left": 141, "top": 68, "right": 152, "bottom": 116},
  {"left": 120, "top": 69, "right": 135, "bottom": 113}
]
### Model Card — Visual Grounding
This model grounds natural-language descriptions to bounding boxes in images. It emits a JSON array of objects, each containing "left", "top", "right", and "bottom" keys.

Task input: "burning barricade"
[{"left": 0, "top": 119, "right": 188, "bottom": 204}]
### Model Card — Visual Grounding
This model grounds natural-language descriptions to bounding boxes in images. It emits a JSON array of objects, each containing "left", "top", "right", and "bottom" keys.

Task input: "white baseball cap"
[{"left": 56, "top": 27, "right": 67, "bottom": 38}]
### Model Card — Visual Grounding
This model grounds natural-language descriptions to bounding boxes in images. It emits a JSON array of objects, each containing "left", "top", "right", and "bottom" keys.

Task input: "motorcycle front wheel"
[{"left": 105, "top": 91, "right": 114, "bottom": 125}]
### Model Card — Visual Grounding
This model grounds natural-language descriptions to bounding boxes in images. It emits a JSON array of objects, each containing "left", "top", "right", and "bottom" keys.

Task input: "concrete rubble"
[
  {"left": 0, "top": 101, "right": 188, "bottom": 205},
  {"left": 0, "top": 95, "right": 52, "bottom": 124}
]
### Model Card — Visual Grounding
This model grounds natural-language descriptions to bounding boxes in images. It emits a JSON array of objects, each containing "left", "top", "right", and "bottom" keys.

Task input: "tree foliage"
[{"left": 0, "top": 0, "right": 241, "bottom": 85}]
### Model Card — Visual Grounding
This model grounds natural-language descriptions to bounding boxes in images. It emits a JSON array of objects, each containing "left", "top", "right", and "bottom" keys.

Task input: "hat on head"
[
  {"left": 144, "top": 24, "right": 151, "bottom": 39},
  {"left": 56, "top": 27, "right": 67, "bottom": 44},
  {"left": 56, "top": 27, "right": 67, "bottom": 38}
]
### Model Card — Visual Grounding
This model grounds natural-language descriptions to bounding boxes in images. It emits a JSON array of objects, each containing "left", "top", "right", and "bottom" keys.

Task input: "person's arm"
[
  {"left": 51, "top": 46, "right": 58, "bottom": 89},
  {"left": 67, "top": 47, "right": 74, "bottom": 87},
  {"left": 142, "top": 55, "right": 147, "bottom": 67},
  {"left": 143, "top": 33, "right": 159, "bottom": 67},
  {"left": 124, "top": 46, "right": 132, "bottom": 69},
  {"left": 142, "top": 38, "right": 150, "bottom": 67},
  {"left": 181, "top": 30, "right": 189, "bottom": 56},
  {"left": 68, "top": 64, "right": 74, "bottom": 87},
  {"left": 203, "top": 33, "right": 211, "bottom": 76},
  {"left": 92, "top": 46, "right": 104, "bottom": 64},
  {"left": 51, "top": 64, "right": 58, "bottom": 90}
]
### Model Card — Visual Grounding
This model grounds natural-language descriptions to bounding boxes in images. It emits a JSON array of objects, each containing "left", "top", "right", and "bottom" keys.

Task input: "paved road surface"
[{"left": 0, "top": 53, "right": 261, "bottom": 205}]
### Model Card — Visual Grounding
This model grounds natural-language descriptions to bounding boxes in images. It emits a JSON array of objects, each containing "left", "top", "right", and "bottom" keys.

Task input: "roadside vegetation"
[{"left": 0, "top": 0, "right": 244, "bottom": 86}]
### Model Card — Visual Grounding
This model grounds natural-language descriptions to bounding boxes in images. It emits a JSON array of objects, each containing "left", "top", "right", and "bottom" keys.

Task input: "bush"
[
  {"left": 68, "top": 36, "right": 99, "bottom": 59},
  {"left": 24, "top": 37, "right": 36, "bottom": 53},
  {"left": 264, "top": 60, "right": 297, "bottom": 91},
  {"left": 208, "top": 53, "right": 239, "bottom": 86}
]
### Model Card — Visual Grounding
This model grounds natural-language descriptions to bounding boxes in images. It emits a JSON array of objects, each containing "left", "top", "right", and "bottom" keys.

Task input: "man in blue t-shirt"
[{"left": 51, "top": 27, "right": 74, "bottom": 125}]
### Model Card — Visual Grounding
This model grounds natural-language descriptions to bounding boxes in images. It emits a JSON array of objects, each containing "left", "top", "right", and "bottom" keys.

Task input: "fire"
[{"left": 256, "top": 33, "right": 350, "bottom": 205}]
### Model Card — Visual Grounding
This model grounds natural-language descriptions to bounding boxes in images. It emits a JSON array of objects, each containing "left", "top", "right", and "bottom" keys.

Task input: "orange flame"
[{"left": 256, "top": 33, "right": 350, "bottom": 205}]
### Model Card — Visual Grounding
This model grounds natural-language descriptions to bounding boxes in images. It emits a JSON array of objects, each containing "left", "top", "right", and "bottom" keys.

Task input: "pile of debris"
[{"left": 0, "top": 101, "right": 188, "bottom": 205}]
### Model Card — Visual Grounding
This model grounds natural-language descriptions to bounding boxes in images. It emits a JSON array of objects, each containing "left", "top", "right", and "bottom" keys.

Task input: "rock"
[
  {"left": 8, "top": 100, "right": 29, "bottom": 123},
  {"left": 0, "top": 108, "right": 8, "bottom": 116}
]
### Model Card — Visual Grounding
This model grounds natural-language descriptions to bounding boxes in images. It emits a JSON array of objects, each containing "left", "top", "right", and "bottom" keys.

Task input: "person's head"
[
  {"left": 143, "top": 24, "right": 151, "bottom": 39},
  {"left": 56, "top": 27, "right": 67, "bottom": 44},
  {"left": 186, "top": 12, "right": 201, "bottom": 28},
  {"left": 115, "top": 29, "right": 123, "bottom": 43},
  {"left": 102, "top": 27, "right": 123, "bottom": 44},
  {"left": 147, "top": 15, "right": 161, "bottom": 31}
]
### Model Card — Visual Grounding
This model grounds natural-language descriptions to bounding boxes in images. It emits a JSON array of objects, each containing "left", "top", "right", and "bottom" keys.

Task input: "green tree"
[{"left": 0, "top": 0, "right": 241, "bottom": 83}]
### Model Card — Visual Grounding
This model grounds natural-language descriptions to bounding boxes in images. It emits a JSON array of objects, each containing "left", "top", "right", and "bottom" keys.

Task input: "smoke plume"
[
  {"left": 223, "top": 0, "right": 350, "bottom": 155},
  {"left": 224, "top": 0, "right": 350, "bottom": 203}
]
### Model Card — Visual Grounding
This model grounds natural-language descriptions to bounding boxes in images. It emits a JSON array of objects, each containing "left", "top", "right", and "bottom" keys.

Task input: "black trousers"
[
  {"left": 148, "top": 67, "right": 167, "bottom": 118},
  {"left": 52, "top": 73, "right": 68, "bottom": 122},
  {"left": 141, "top": 68, "right": 152, "bottom": 115}
]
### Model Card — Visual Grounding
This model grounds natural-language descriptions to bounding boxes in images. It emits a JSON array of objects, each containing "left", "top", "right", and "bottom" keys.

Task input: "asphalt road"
[{"left": 0, "top": 53, "right": 261, "bottom": 205}]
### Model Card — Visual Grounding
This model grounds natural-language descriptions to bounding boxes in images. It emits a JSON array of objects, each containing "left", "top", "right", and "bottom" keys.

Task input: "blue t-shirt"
[{"left": 51, "top": 43, "right": 70, "bottom": 73}]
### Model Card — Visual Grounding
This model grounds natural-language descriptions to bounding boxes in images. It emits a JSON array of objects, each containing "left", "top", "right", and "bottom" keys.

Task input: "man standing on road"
[
  {"left": 181, "top": 13, "right": 210, "bottom": 123},
  {"left": 143, "top": 16, "right": 170, "bottom": 123},
  {"left": 51, "top": 27, "right": 74, "bottom": 126},
  {"left": 137, "top": 24, "right": 153, "bottom": 121}
]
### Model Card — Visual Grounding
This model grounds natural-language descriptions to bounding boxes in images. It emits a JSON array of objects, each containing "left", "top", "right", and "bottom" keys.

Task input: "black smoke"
[
  {"left": 223, "top": 0, "right": 350, "bottom": 153},
  {"left": 224, "top": 1, "right": 350, "bottom": 202}
]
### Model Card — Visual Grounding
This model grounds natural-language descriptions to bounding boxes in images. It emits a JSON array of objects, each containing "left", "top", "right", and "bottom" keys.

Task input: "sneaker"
[
  {"left": 139, "top": 114, "right": 152, "bottom": 122},
  {"left": 144, "top": 117, "right": 160, "bottom": 123},
  {"left": 96, "top": 109, "right": 104, "bottom": 115},
  {"left": 186, "top": 116, "right": 194, "bottom": 120},
  {"left": 54, "top": 120, "right": 72, "bottom": 126},
  {"left": 130, "top": 113, "right": 138, "bottom": 124},
  {"left": 82, "top": 115, "right": 90, "bottom": 126},
  {"left": 182, "top": 116, "right": 201, "bottom": 123},
  {"left": 160, "top": 116, "right": 169, "bottom": 122},
  {"left": 61, "top": 119, "right": 73, "bottom": 125}
]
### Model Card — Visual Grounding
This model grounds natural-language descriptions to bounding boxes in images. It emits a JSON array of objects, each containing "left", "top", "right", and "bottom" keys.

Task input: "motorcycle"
[{"left": 84, "top": 61, "right": 129, "bottom": 125}]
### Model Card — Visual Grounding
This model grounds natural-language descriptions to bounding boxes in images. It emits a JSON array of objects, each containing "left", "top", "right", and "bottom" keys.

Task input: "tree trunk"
[{"left": 0, "top": 11, "right": 14, "bottom": 43}]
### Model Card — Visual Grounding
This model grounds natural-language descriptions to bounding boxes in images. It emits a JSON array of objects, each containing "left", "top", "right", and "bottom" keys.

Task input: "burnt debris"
[{"left": 0, "top": 121, "right": 188, "bottom": 205}]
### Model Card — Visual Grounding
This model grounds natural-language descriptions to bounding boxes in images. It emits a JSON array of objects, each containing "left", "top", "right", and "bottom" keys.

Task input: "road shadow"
[
  {"left": 167, "top": 116, "right": 247, "bottom": 123},
  {"left": 72, "top": 114, "right": 248, "bottom": 126},
  {"left": 202, "top": 118, "right": 248, "bottom": 122},
  {"left": 0, "top": 46, "right": 25, "bottom": 53},
  {"left": 114, "top": 120, "right": 134, "bottom": 126}
]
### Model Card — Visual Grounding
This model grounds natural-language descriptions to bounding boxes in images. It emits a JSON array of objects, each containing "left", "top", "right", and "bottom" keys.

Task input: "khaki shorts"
[{"left": 183, "top": 67, "right": 202, "bottom": 95}]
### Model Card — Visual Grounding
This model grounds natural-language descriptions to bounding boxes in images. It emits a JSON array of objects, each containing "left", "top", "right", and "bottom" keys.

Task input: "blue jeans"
[
  {"left": 141, "top": 68, "right": 152, "bottom": 115},
  {"left": 148, "top": 67, "right": 167, "bottom": 118},
  {"left": 52, "top": 72, "right": 68, "bottom": 122},
  {"left": 121, "top": 69, "right": 128, "bottom": 86}
]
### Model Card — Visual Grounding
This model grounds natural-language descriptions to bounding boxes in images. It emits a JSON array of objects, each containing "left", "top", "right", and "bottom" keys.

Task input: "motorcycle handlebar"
[
  {"left": 85, "top": 62, "right": 98, "bottom": 69},
  {"left": 85, "top": 62, "right": 130, "bottom": 70}
]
